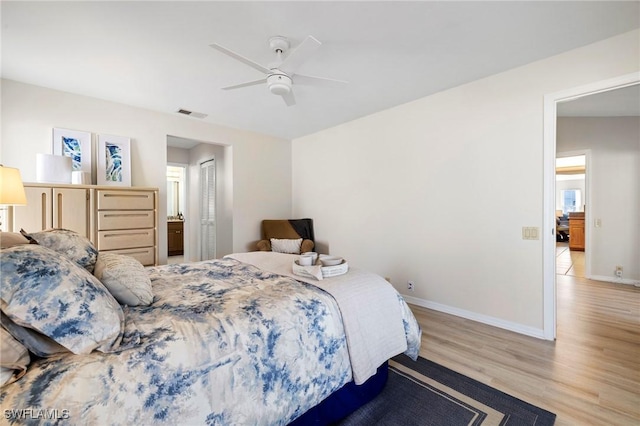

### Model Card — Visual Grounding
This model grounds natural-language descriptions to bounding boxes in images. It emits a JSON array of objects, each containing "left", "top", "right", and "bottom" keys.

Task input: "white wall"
[
  {"left": 557, "top": 117, "right": 640, "bottom": 282},
  {"left": 1, "top": 79, "right": 292, "bottom": 264},
  {"left": 292, "top": 30, "right": 639, "bottom": 335},
  {"left": 167, "top": 146, "right": 190, "bottom": 164}
]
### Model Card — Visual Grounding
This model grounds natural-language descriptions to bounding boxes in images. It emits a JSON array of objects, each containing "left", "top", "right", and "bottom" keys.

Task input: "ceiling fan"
[{"left": 210, "top": 35, "right": 347, "bottom": 106}]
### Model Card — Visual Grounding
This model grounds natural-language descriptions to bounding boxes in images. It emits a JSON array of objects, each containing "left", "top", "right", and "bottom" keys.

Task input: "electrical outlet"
[
  {"left": 407, "top": 281, "right": 415, "bottom": 291},
  {"left": 615, "top": 266, "right": 623, "bottom": 278}
]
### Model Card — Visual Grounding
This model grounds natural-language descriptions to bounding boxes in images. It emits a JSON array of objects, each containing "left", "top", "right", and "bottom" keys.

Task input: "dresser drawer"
[
  {"left": 97, "top": 229, "right": 155, "bottom": 250},
  {"left": 98, "top": 211, "right": 154, "bottom": 230},
  {"left": 101, "top": 247, "right": 155, "bottom": 266},
  {"left": 97, "top": 190, "right": 155, "bottom": 210}
]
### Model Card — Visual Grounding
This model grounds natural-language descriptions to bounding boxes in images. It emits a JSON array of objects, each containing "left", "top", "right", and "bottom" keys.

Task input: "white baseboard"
[
  {"left": 401, "top": 294, "right": 548, "bottom": 340},
  {"left": 588, "top": 274, "right": 640, "bottom": 287}
]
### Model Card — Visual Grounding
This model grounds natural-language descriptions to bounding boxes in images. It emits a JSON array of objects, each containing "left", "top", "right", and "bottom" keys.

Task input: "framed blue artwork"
[
  {"left": 52, "top": 128, "right": 92, "bottom": 174},
  {"left": 97, "top": 134, "right": 131, "bottom": 186}
]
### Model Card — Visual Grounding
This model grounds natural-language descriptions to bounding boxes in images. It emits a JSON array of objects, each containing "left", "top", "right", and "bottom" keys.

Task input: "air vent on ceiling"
[{"left": 176, "top": 109, "right": 207, "bottom": 119}]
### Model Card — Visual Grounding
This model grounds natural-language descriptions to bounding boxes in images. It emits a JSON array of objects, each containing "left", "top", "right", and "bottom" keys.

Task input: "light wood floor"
[
  {"left": 167, "top": 255, "right": 184, "bottom": 264},
  {"left": 556, "top": 242, "right": 585, "bottom": 278},
  {"left": 410, "top": 273, "right": 639, "bottom": 425}
]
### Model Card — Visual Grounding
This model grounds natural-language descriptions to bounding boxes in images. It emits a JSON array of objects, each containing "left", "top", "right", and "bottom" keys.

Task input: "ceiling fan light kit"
[
  {"left": 267, "top": 74, "right": 292, "bottom": 95},
  {"left": 210, "top": 35, "right": 347, "bottom": 106}
]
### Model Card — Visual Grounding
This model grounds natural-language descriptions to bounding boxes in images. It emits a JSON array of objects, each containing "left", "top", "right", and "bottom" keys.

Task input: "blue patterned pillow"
[
  {"left": 0, "top": 245, "right": 124, "bottom": 355},
  {"left": 27, "top": 229, "right": 98, "bottom": 273}
]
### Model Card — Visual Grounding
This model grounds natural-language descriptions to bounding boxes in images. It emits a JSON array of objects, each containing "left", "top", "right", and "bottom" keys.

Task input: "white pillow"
[
  {"left": 93, "top": 253, "right": 153, "bottom": 306},
  {"left": 0, "top": 232, "right": 30, "bottom": 249},
  {"left": 270, "top": 238, "right": 303, "bottom": 254},
  {"left": 0, "top": 327, "right": 30, "bottom": 387}
]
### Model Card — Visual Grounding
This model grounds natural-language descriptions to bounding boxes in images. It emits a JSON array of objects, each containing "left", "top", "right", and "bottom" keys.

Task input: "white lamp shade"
[
  {"left": 0, "top": 166, "right": 27, "bottom": 205},
  {"left": 36, "top": 153, "right": 72, "bottom": 184}
]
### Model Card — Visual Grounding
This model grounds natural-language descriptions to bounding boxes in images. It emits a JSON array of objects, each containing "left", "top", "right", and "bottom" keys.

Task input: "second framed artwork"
[{"left": 97, "top": 134, "right": 131, "bottom": 187}]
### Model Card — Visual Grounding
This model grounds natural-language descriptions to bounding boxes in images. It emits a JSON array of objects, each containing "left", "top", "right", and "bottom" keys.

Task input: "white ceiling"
[
  {"left": 2, "top": 1, "right": 639, "bottom": 141},
  {"left": 557, "top": 84, "right": 640, "bottom": 117}
]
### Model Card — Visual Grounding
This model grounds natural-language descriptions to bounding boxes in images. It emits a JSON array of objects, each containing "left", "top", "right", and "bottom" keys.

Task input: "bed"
[{"left": 0, "top": 230, "right": 421, "bottom": 425}]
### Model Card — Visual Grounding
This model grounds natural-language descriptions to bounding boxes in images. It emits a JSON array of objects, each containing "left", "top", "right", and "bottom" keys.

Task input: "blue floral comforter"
[{"left": 1, "top": 258, "right": 419, "bottom": 425}]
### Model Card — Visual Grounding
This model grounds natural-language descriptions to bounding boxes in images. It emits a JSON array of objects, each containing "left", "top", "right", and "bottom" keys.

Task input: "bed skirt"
[{"left": 290, "top": 361, "right": 389, "bottom": 425}]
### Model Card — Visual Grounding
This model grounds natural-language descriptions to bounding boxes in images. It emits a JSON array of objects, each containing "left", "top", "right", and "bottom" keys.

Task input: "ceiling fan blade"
[
  {"left": 221, "top": 78, "right": 267, "bottom": 91},
  {"left": 210, "top": 43, "right": 272, "bottom": 75},
  {"left": 294, "top": 74, "right": 348, "bottom": 88},
  {"left": 279, "top": 35, "right": 321, "bottom": 75},
  {"left": 281, "top": 91, "right": 296, "bottom": 106}
]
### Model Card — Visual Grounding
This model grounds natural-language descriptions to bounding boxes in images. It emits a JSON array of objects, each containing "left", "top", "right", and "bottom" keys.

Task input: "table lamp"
[{"left": 0, "top": 165, "right": 27, "bottom": 230}]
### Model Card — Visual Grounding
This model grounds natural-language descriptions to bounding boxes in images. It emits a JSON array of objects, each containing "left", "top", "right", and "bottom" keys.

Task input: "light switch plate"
[{"left": 522, "top": 227, "right": 540, "bottom": 240}]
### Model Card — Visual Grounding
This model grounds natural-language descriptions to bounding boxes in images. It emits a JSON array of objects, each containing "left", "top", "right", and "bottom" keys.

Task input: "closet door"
[{"left": 200, "top": 159, "right": 216, "bottom": 260}]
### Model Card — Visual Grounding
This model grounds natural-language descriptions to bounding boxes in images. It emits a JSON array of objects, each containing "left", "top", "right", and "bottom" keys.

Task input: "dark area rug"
[{"left": 337, "top": 354, "right": 556, "bottom": 425}]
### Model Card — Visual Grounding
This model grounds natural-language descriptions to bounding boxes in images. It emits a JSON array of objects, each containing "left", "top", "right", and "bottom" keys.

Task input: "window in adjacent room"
[{"left": 560, "top": 189, "right": 581, "bottom": 214}]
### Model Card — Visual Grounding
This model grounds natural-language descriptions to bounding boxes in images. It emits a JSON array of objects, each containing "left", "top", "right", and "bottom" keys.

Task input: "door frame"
[
  {"left": 167, "top": 162, "right": 189, "bottom": 261},
  {"left": 542, "top": 72, "right": 640, "bottom": 340}
]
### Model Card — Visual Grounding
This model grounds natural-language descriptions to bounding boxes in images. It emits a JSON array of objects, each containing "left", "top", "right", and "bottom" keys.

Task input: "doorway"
[
  {"left": 542, "top": 72, "right": 640, "bottom": 340},
  {"left": 167, "top": 136, "right": 233, "bottom": 262},
  {"left": 167, "top": 164, "right": 187, "bottom": 263},
  {"left": 555, "top": 153, "right": 586, "bottom": 278}
]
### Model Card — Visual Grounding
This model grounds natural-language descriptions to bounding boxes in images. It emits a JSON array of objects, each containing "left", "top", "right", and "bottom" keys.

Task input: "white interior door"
[{"left": 200, "top": 159, "right": 216, "bottom": 260}]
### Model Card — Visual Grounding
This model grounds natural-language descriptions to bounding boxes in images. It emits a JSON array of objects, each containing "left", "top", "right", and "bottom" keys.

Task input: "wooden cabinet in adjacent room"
[
  {"left": 569, "top": 212, "right": 585, "bottom": 251},
  {"left": 167, "top": 221, "right": 184, "bottom": 256}
]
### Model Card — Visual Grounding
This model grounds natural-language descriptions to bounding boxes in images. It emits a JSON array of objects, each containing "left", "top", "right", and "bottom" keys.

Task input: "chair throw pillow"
[
  {"left": 270, "top": 238, "right": 303, "bottom": 254},
  {"left": 94, "top": 253, "right": 153, "bottom": 306}
]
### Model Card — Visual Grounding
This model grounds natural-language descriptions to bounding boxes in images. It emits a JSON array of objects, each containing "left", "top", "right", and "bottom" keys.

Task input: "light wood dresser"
[
  {"left": 10, "top": 183, "right": 158, "bottom": 266},
  {"left": 11, "top": 185, "right": 92, "bottom": 239},
  {"left": 95, "top": 189, "right": 157, "bottom": 266}
]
